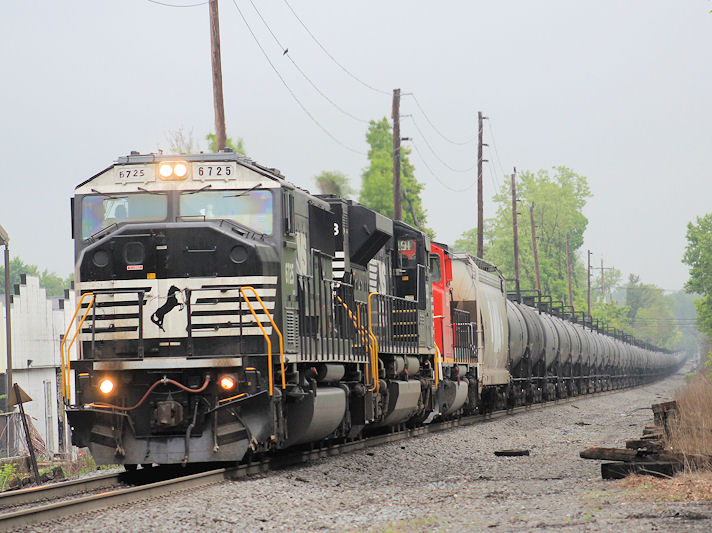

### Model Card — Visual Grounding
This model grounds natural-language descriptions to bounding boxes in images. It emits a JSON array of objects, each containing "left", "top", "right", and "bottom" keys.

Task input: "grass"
[
  {"left": 608, "top": 374, "right": 712, "bottom": 502},
  {"left": 618, "top": 471, "right": 712, "bottom": 502},
  {"left": 665, "top": 374, "right": 712, "bottom": 464}
]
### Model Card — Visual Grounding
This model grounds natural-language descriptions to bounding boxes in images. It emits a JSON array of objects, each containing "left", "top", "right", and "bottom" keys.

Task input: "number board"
[
  {"left": 193, "top": 162, "right": 237, "bottom": 182},
  {"left": 115, "top": 165, "right": 154, "bottom": 183}
]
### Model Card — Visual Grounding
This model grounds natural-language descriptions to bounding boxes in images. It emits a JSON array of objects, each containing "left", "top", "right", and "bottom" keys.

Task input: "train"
[{"left": 62, "top": 150, "right": 685, "bottom": 468}]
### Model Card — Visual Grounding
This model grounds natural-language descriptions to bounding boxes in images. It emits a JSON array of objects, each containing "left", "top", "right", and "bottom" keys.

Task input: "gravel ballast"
[{"left": 19, "top": 373, "right": 712, "bottom": 532}]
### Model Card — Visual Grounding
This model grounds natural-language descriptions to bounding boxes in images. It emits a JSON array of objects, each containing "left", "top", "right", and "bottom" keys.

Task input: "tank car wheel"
[{"left": 124, "top": 464, "right": 138, "bottom": 472}]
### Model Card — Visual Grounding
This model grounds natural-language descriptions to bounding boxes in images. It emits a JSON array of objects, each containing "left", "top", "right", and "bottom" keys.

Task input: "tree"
[
  {"left": 683, "top": 213, "right": 712, "bottom": 364},
  {"left": 206, "top": 133, "right": 246, "bottom": 155},
  {"left": 453, "top": 227, "right": 480, "bottom": 257},
  {"left": 359, "top": 118, "right": 431, "bottom": 235},
  {"left": 480, "top": 166, "right": 591, "bottom": 306},
  {"left": 314, "top": 170, "right": 354, "bottom": 198},
  {"left": 0, "top": 257, "right": 71, "bottom": 298},
  {"left": 622, "top": 274, "right": 680, "bottom": 349}
]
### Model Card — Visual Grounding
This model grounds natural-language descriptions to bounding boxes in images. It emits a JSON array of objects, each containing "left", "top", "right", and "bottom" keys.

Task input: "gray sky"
[{"left": 1, "top": 1, "right": 710, "bottom": 291}]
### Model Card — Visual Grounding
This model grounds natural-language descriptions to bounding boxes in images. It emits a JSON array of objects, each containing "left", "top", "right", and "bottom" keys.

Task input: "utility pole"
[
  {"left": 392, "top": 88, "right": 402, "bottom": 221},
  {"left": 511, "top": 168, "right": 520, "bottom": 301},
  {"left": 476, "top": 111, "right": 487, "bottom": 258},
  {"left": 209, "top": 0, "right": 226, "bottom": 151},
  {"left": 0, "top": 225, "right": 11, "bottom": 398},
  {"left": 529, "top": 203, "right": 541, "bottom": 294},
  {"left": 566, "top": 234, "right": 574, "bottom": 307},
  {"left": 587, "top": 249, "right": 592, "bottom": 318}
]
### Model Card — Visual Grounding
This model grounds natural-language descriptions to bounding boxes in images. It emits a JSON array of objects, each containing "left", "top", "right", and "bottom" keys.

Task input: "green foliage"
[
  {"left": 206, "top": 133, "right": 246, "bottom": 155},
  {"left": 0, "top": 463, "right": 17, "bottom": 490},
  {"left": 359, "top": 118, "right": 432, "bottom": 236},
  {"left": 682, "top": 213, "right": 712, "bottom": 361},
  {"left": 621, "top": 274, "right": 681, "bottom": 349},
  {"left": 480, "top": 166, "right": 591, "bottom": 306},
  {"left": 0, "top": 257, "right": 71, "bottom": 297},
  {"left": 453, "top": 227, "right": 481, "bottom": 257},
  {"left": 314, "top": 170, "right": 354, "bottom": 198}
]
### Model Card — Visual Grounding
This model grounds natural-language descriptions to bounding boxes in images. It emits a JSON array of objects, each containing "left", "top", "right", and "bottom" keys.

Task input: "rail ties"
[{"left": 0, "top": 386, "right": 649, "bottom": 529}]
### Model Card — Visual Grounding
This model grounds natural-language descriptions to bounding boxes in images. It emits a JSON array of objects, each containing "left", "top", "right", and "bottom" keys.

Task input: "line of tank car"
[{"left": 67, "top": 152, "right": 684, "bottom": 467}]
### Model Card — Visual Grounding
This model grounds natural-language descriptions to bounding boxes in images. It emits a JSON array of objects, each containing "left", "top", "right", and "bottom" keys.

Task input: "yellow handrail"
[
  {"left": 336, "top": 295, "right": 376, "bottom": 392},
  {"left": 60, "top": 292, "right": 96, "bottom": 401},
  {"left": 239, "top": 286, "right": 285, "bottom": 395},
  {"left": 366, "top": 292, "right": 381, "bottom": 393},
  {"left": 434, "top": 344, "right": 441, "bottom": 387}
]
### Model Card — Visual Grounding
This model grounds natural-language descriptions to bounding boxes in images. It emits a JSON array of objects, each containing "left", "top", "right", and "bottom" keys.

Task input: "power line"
[
  {"left": 245, "top": 0, "right": 369, "bottom": 124},
  {"left": 145, "top": 0, "right": 208, "bottom": 7},
  {"left": 410, "top": 141, "right": 475, "bottom": 192},
  {"left": 231, "top": 0, "right": 365, "bottom": 155},
  {"left": 405, "top": 116, "right": 475, "bottom": 173},
  {"left": 406, "top": 94, "right": 475, "bottom": 146},
  {"left": 281, "top": 0, "right": 391, "bottom": 96}
]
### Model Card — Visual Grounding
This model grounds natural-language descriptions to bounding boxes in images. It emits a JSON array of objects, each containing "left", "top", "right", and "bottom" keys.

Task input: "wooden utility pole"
[
  {"left": 529, "top": 203, "right": 541, "bottom": 294},
  {"left": 476, "top": 111, "right": 485, "bottom": 258},
  {"left": 511, "top": 168, "right": 520, "bottom": 301},
  {"left": 392, "top": 88, "right": 402, "bottom": 221},
  {"left": 209, "top": 0, "right": 227, "bottom": 151},
  {"left": 566, "top": 234, "right": 574, "bottom": 307},
  {"left": 587, "top": 249, "right": 592, "bottom": 317}
]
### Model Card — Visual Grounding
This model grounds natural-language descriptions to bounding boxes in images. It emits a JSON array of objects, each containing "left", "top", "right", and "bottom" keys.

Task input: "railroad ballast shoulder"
[{"left": 63, "top": 151, "right": 685, "bottom": 467}]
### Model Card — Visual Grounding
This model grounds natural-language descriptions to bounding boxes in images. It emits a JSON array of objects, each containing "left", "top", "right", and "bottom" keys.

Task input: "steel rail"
[
  {"left": 0, "top": 383, "right": 636, "bottom": 530},
  {"left": 0, "top": 471, "right": 122, "bottom": 509}
]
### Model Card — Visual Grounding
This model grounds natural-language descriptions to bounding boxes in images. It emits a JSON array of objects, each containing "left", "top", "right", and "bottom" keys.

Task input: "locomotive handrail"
[
  {"left": 60, "top": 292, "right": 96, "bottom": 401},
  {"left": 366, "top": 292, "right": 383, "bottom": 393},
  {"left": 335, "top": 295, "right": 377, "bottom": 392},
  {"left": 239, "top": 286, "right": 285, "bottom": 395}
]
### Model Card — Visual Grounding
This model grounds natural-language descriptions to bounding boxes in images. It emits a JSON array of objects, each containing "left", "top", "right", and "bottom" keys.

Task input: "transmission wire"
[
  {"left": 281, "top": 0, "right": 391, "bottom": 96},
  {"left": 410, "top": 141, "right": 475, "bottom": 192},
  {"left": 245, "top": 0, "right": 369, "bottom": 124},
  {"left": 231, "top": 0, "right": 365, "bottom": 155},
  {"left": 406, "top": 116, "right": 475, "bottom": 173},
  {"left": 407, "top": 94, "right": 475, "bottom": 146}
]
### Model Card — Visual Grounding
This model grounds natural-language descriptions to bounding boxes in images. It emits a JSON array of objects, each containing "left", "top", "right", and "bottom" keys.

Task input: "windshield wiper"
[
  {"left": 137, "top": 187, "right": 164, "bottom": 195},
  {"left": 223, "top": 184, "right": 261, "bottom": 198},
  {"left": 183, "top": 184, "right": 212, "bottom": 195},
  {"left": 91, "top": 188, "right": 127, "bottom": 200},
  {"left": 88, "top": 222, "right": 118, "bottom": 241}
]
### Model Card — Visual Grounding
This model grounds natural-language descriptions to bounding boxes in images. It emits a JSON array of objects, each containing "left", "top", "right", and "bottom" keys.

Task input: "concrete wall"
[{"left": 0, "top": 275, "right": 76, "bottom": 455}]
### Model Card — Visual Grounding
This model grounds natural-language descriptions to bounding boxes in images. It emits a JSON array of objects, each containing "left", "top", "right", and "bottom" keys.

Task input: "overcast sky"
[{"left": 1, "top": 1, "right": 710, "bottom": 291}]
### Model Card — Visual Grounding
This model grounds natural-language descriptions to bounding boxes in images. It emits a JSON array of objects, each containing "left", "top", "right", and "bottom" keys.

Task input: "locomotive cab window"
[
  {"left": 81, "top": 193, "right": 168, "bottom": 239},
  {"left": 429, "top": 253, "right": 442, "bottom": 284},
  {"left": 179, "top": 189, "right": 274, "bottom": 235}
]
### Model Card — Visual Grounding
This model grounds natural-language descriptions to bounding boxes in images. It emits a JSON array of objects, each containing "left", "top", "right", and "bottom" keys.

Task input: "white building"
[{"left": 0, "top": 275, "right": 76, "bottom": 456}]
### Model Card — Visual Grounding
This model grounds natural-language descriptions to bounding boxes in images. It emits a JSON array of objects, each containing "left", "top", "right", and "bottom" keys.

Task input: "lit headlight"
[
  {"left": 99, "top": 378, "right": 114, "bottom": 394},
  {"left": 159, "top": 163, "right": 174, "bottom": 178},
  {"left": 157, "top": 161, "right": 190, "bottom": 180},
  {"left": 219, "top": 375, "right": 236, "bottom": 391},
  {"left": 173, "top": 163, "right": 188, "bottom": 177}
]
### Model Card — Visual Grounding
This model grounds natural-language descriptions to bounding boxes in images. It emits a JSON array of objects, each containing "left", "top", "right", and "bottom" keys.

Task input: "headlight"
[
  {"left": 99, "top": 378, "right": 114, "bottom": 394},
  {"left": 157, "top": 161, "right": 190, "bottom": 180},
  {"left": 219, "top": 375, "right": 236, "bottom": 391}
]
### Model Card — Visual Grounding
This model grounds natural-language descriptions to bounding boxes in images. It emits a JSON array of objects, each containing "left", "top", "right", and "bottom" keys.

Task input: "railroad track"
[{"left": 0, "top": 386, "right": 625, "bottom": 530}]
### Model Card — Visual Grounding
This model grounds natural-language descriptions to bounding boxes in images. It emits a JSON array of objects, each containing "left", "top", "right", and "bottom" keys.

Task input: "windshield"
[
  {"left": 179, "top": 190, "right": 273, "bottom": 235},
  {"left": 81, "top": 193, "right": 168, "bottom": 239}
]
